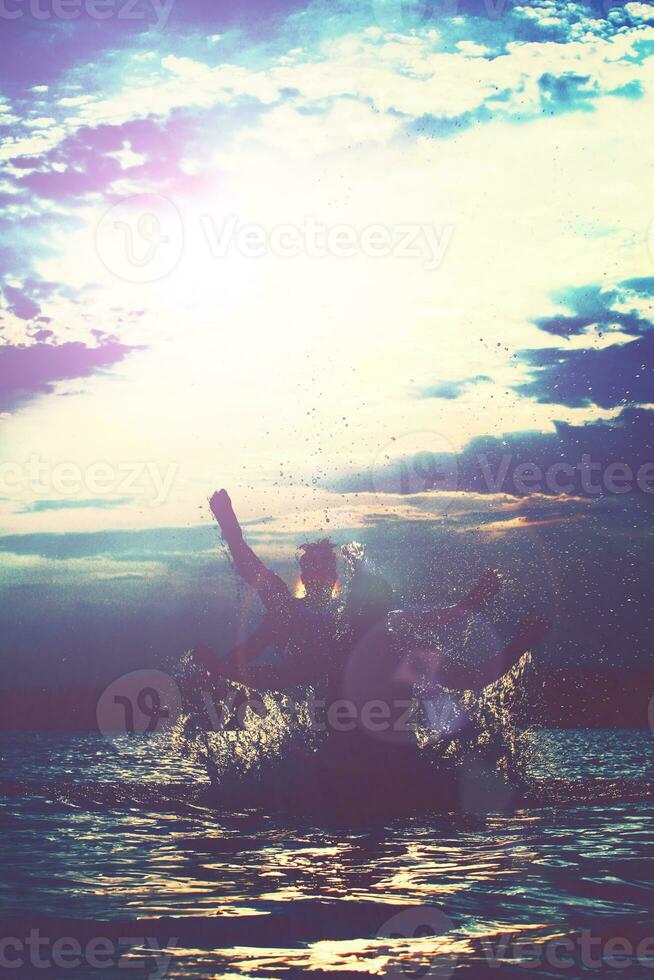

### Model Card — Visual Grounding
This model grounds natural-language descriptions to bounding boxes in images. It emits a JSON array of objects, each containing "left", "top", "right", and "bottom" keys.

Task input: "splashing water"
[
  {"left": 417, "top": 651, "right": 535, "bottom": 774},
  {"left": 169, "top": 640, "right": 536, "bottom": 816}
]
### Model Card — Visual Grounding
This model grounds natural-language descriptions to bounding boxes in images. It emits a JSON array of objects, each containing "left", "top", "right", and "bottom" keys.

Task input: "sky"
[{"left": 1, "top": 0, "right": 654, "bottom": 686}]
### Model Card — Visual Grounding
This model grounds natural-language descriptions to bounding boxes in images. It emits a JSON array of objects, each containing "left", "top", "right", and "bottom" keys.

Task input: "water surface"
[{"left": 1, "top": 729, "right": 654, "bottom": 977}]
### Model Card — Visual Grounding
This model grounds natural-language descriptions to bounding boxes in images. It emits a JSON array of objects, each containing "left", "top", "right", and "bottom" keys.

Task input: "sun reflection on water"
[{"left": 3, "top": 732, "right": 654, "bottom": 977}]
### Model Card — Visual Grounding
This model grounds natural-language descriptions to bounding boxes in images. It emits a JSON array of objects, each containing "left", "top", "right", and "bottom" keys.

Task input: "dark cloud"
[
  {"left": 336, "top": 407, "right": 654, "bottom": 499},
  {"left": 5, "top": 277, "right": 80, "bottom": 310},
  {"left": 0, "top": 0, "right": 306, "bottom": 96},
  {"left": 12, "top": 104, "right": 270, "bottom": 205},
  {"left": 0, "top": 556, "right": 242, "bottom": 689},
  {"left": 2, "top": 284, "right": 41, "bottom": 320},
  {"left": 531, "top": 315, "right": 599, "bottom": 337},
  {"left": 620, "top": 277, "right": 654, "bottom": 296},
  {"left": 14, "top": 117, "right": 184, "bottom": 200},
  {"left": 0, "top": 338, "right": 141, "bottom": 412},
  {"left": 454, "top": 407, "right": 654, "bottom": 496},
  {"left": 516, "top": 334, "right": 654, "bottom": 408},
  {"left": 517, "top": 276, "right": 654, "bottom": 407}
]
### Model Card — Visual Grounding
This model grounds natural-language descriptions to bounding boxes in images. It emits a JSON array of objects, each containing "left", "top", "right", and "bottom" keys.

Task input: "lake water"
[{"left": 1, "top": 728, "right": 654, "bottom": 978}]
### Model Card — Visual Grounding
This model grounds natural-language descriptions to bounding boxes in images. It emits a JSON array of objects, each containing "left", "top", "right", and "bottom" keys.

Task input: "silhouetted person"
[
  {"left": 194, "top": 490, "right": 344, "bottom": 695},
  {"left": 194, "top": 490, "right": 548, "bottom": 723}
]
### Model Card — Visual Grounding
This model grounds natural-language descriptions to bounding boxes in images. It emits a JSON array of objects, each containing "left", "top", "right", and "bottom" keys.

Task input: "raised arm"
[
  {"left": 210, "top": 489, "right": 291, "bottom": 616},
  {"left": 468, "top": 610, "right": 549, "bottom": 690},
  {"left": 399, "top": 568, "right": 501, "bottom": 631},
  {"left": 413, "top": 610, "right": 549, "bottom": 692}
]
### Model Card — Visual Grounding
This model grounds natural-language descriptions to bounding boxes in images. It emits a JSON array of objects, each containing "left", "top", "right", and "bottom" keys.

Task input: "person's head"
[{"left": 297, "top": 538, "right": 338, "bottom": 606}]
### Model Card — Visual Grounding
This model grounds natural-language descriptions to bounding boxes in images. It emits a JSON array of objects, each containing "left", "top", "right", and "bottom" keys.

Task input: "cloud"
[
  {"left": 620, "top": 276, "right": 654, "bottom": 297},
  {"left": 516, "top": 276, "right": 654, "bottom": 408},
  {"left": 2, "top": 284, "right": 41, "bottom": 320},
  {"left": 0, "top": 0, "right": 302, "bottom": 95},
  {"left": 21, "top": 497, "right": 132, "bottom": 513},
  {"left": 457, "top": 407, "right": 654, "bottom": 496},
  {"left": 1, "top": 277, "right": 79, "bottom": 322},
  {"left": 338, "top": 407, "right": 654, "bottom": 500},
  {"left": 0, "top": 338, "right": 141, "bottom": 412},
  {"left": 533, "top": 278, "right": 654, "bottom": 338},
  {"left": 0, "top": 524, "right": 216, "bottom": 562},
  {"left": 625, "top": 3, "right": 654, "bottom": 24},
  {"left": 11, "top": 116, "right": 192, "bottom": 201},
  {"left": 421, "top": 375, "right": 492, "bottom": 399},
  {"left": 516, "top": 334, "right": 654, "bottom": 408},
  {"left": 537, "top": 71, "right": 598, "bottom": 111}
]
